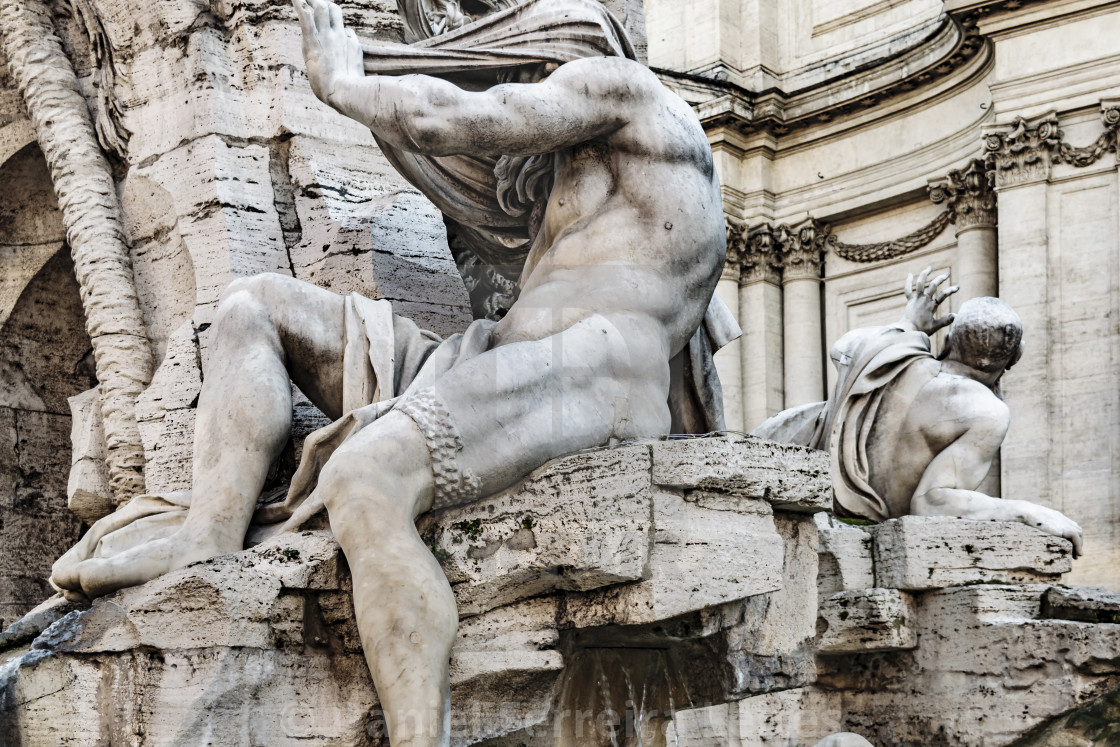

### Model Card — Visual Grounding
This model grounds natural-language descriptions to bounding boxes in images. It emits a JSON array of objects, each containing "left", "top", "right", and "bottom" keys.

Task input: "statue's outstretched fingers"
[
  {"left": 931, "top": 313, "right": 955, "bottom": 332},
  {"left": 928, "top": 272, "right": 950, "bottom": 296},
  {"left": 934, "top": 285, "right": 960, "bottom": 306},
  {"left": 329, "top": 0, "right": 343, "bottom": 30},
  {"left": 293, "top": 0, "right": 313, "bottom": 33},
  {"left": 311, "top": 0, "right": 331, "bottom": 33},
  {"left": 905, "top": 272, "right": 915, "bottom": 298},
  {"left": 916, "top": 266, "right": 931, "bottom": 294}
]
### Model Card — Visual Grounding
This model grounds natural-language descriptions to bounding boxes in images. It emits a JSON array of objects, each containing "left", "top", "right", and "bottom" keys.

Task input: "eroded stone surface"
[
  {"left": 817, "top": 588, "right": 917, "bottom": 654},
  {"left": 873, "top": 515, "right": 1073, "bottom": 590},
  {"left": 420, "top": 446, "right": 653, "bottom": 618},
  {"left": 815, "top": 513, "right": 874, "bottom": 600},
  {"left": 651, "top": 436, "right": 831, "bottom": 512}
]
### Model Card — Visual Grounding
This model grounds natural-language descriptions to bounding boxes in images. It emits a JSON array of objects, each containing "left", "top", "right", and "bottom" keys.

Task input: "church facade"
[{"left": 649, "top": 0, "right": 1120, "bottom": 588}]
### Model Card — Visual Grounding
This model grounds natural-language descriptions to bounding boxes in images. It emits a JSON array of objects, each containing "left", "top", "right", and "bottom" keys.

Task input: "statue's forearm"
[
  {"left": 911, "top": 487, "right": 1029, "bottom": 523},
  {"left": 327, "top": 74, "right": 465, "bottom": 156}
]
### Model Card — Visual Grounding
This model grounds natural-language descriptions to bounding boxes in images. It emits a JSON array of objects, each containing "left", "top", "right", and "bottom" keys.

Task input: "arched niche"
[{"left": 0, "top": 144, "right": 91, "bottom": 627}]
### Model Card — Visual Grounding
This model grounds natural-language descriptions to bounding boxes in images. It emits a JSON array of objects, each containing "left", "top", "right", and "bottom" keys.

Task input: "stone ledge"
[
  {"left": 872, "top": 515, "right": 1072, "bottom": 590},
  {"left": 651, "top": 436, "right": 832, "bottom": 513}
]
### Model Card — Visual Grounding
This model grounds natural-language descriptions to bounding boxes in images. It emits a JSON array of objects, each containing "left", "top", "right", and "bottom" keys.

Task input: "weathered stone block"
[
  {"left": 667, "top": 687, "right": 846, "bottom": 747},
  {"left": 420, "top": 445, "right": 653, "bottom": 618},
  {"left": 651, "top": 436, "right": 831, "bottom": 512},
  {"left": 560, "top": 488, "right": 783, "bottom": 628},
  {"left": 814, "top": 513, "right": 874, "bottom": 599},
  {"left": 817, "top": 588, "right": 917, "bottom": 654},
  {"left": 719, "top": 514, "right": 820, "bottom": 695},
  {"left": 1041, "top": 585, "right": 1120, "bottom": 623},
  {"left": 873, "top": 515, "right": 1072, "bottom": 590}
]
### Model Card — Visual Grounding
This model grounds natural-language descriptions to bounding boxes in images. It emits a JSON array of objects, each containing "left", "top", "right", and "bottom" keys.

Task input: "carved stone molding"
[
  {"left": 725, "top": 216, "right": 745, "bottom": 281},
  {"left": 777, "top": 219, "right": 827, "bottom": 281},
  {"left": 929, "top": 159, "right": 997, "bottom": 230},
  {"left": 983, "top": 112, "right": 1060, "bottom": 188},
  {"left": 726, "top": 217, "right": 783, "bottom": 285},
  {"left": 825, "top": 211, "right": 951, "bottom": 264},
  {"left": 744, "top": 223, "right": 783, "bottom": 285},
  {"left": 1053, "top": 100, "right": 1120, "bottom": 168}
]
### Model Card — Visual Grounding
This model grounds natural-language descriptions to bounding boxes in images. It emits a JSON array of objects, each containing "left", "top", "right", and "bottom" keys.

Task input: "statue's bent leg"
[
  {"left": 72, "top": 273, "right": 348, "bottom": 598},
  {"left": 317, "top": 312, "right": 671, "bottom": 747}
]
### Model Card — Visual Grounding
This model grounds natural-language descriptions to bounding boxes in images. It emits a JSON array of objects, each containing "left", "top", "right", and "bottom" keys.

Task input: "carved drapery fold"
[{"left": 1, "top": 0, "right": 151, "bottom": 503}]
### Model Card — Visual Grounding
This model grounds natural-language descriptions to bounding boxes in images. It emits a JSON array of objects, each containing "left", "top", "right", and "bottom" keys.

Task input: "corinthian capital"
[
  {"left": 725, "top": 216, "right": 746, "bottom": 280},
  {"left": 983, "top": 113, "right": 1060, "bottom": 188},
  {"left": 742, "top": 224, "right": 783, "bottom": 285},
  {"left": 776, "top": 219, "right": 826, "bottom": 281},
  {"left": 929, "top": 158, "right": 997, "bottom": 230}
]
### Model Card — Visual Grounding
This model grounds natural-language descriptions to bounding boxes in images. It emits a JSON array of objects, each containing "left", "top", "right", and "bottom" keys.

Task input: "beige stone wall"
[{"left": 650, "top": 0, "right": 1120, "bottom": 588}]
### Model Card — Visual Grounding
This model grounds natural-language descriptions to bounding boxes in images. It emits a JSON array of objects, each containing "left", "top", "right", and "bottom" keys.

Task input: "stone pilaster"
[
  {"left": 777, "top": 219, "right": 826, "bottom": 407},
  {"left": 929, "top": 158, "right": 999, "bottom": 301},
  {"left": 717, "top": 217, "right": 745, "bottom": 429},
  {"left": 732, "top": 221, "right": 785, "bottom": 429}
]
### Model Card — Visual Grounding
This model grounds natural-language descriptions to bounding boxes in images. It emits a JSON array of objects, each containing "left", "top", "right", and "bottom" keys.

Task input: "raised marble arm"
[
  {"left": 898, "top": 266, "right": 958, "bottom": 336},
  {"left": 293, "top": 0, "right": 632, "bottom": 157}
]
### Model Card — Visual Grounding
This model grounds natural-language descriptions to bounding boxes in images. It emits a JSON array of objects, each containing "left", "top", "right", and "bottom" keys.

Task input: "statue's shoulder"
[{"left": 926, "top": 370, "right": 1009, "bottom": 422}]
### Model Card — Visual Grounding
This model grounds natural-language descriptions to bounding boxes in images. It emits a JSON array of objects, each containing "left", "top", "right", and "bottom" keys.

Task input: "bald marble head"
[{"left": 940, "top": 296, "right": 1023, "bottom": 374}]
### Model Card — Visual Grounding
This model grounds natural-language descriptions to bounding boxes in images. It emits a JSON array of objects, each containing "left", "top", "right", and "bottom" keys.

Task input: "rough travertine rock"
[
  {"left": 667, "top": 688, "right": 848, "bottom": 747},
  {"left": 1041, "top": 585, "right": 1120, "bottom": 624},
  {"left": 814, "top": 513, "right": 874, "bottom": 600},
  {"left": 65, "top": 388, "right": 113, "bottom": 524},
  {"left": 651, "top": 436, "right": 831, "bottom": 512},
  {"left": 873, "top": 515, "right": 1073, "bottom": 590},
  {"left": 0, "top": 0, "right": 152, "bottom": 503},
  {"left": 1, "top": 438, "right": 829, "bottom": 746},
  {"left": 817, "top": 588, "right": 917, "bottom": 654},
  {"left": 420, "top": 446, "right": 654, "bottom": 618},
  {"left": 558, "top": 488, "right": 783, "bottom": 628}
]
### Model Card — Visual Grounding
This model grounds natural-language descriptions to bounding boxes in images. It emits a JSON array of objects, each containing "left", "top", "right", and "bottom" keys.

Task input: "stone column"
[
  {"left": 715, "top": 219, "right": 744, "bottom": 430},
  {"left": 982, "top": 114, "right": 1059, "bottom": 508},
  {"left": 778, "top": 220, "right": 826, "bottom": 408},
  {"left": 739, "top": 224, "right": 785, "bottom": 429},
  {"left": 929, "top": 159, "right": 998, "bottom": 301}
]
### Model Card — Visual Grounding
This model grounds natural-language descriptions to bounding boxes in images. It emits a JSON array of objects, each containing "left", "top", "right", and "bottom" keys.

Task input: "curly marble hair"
[{"left": 938, "top": 296, "right": 1024, "bottom": 373}]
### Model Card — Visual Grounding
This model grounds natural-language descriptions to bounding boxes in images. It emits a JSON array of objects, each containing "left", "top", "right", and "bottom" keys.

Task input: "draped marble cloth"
[
  {"left": 51, "top": 0, "right": 742, "bottom": 579},
  {"left": 752, "top": 325, "right": 938, "bottom": 522}
]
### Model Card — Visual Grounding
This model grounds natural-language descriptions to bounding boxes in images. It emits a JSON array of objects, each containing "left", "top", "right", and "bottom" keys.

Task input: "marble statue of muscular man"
[
  {"left": 755, "top": 269, "right": 1083, "bottom": 554},
  {"left": 50, "top": 0, "right": 726, "bottom": 743}
]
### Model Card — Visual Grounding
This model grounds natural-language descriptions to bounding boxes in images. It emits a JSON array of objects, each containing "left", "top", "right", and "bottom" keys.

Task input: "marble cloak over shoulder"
[{"left": 752, "top": 325, "right": 938, "bottom": 522}]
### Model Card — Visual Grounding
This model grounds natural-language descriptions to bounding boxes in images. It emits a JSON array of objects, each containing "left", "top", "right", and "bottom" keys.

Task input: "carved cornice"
[
  {"left": 983, "top": 112, "right": 1060, "bottom": 187},
  {"left": 777, "top": 219, "right": 827, "bottom": 281},
  {"left": 929, "top": 158, "right": 997, "bottom": 230},
  {"left": 656, "top": 7, "right": 992, "bottom": 138}
]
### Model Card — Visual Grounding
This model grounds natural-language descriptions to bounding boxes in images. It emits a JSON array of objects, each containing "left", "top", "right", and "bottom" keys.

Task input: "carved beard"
[
  {"left": 425, "top": 0, "right": 470, "bottom": 35},
  {"left": 422, "top": 0, "right": 517, "bottom": 35}
]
